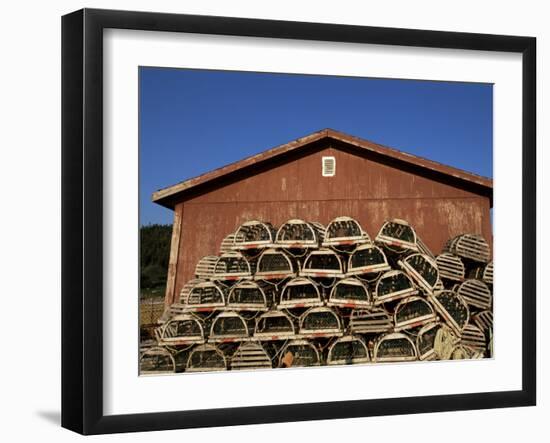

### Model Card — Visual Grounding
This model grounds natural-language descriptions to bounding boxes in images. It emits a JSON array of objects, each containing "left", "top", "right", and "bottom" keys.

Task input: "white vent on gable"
[{"left": 322, "top": 156, "right": 336, "bottom": 177}]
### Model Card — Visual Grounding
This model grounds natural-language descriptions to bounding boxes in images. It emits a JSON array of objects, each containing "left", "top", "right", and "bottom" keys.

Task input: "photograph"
[{"left": 138, "top": 67, "right": 494, "bottom": 375}]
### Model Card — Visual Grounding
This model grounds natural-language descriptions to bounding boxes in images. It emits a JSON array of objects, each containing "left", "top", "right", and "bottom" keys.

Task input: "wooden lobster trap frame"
[
  {"left": 219, "top": 233, "right": 237, "bottom": 254},
  {"left": 212, "top": 251, "right": 253, "bottom": 281},
  {"left": 278, "top": 339, "right": 321, "bottom": 368},
  {"left": 194, "top": 256, "right": 218, "bottom": 279},
  {"left": 444, "top": 233, "right": 491, "bottom": 263},
  {"left": 232, "top": 220, "right": 277, "bottom": 250},
  {"left": 227, "top": 280, "right": 272, "bottom": 311},
  {"left": 375, "top": 218, "right": 419, "bottom": 252},
  {"left": 322, "top": 216, "right": 371, "bottom": 248},
  {"left": 456, "top": 279, "right": 492, "bottom": 310},
  {"left": 253, "top": 310, "right": 297, "bottom": 341},
  {"left": 275, "top": 219, "right": 324, "bottom": 249},
  {"left": 299, "top": 307, "right": 343, "bottom": 338},
  {"left": 435, "top": 253, "right": 466, "bottom": 282},
  {"left": 472, "top": 310, "right": 493, "bottom": 335},
  {"left": 208, "top": 311, "right": 251, "bottom": 343},
  {"left": 460, "top": 324, "right": 487, "bottom": 353},
  {"left": 139, "top": 346, "right": 176, "bottom": 375},
  {"left": 327, "top": 277, "right": 372, "bottom": 309},
  {"left": 300, "top": 248, "right": 346, "bottom": 278},
  {"left": 155, "top": 314, "right": 205, "bottom": 346},
  {"left": 186, "top": 344, "right": 227, "bottom": 372},
  {"left": 230, "top": 342, "right": 273, "bottom": 370},
  {"left": 427, "top": 290, "right": 470, "bottom": 336},
  {"left": 346, "top": 244, "right": 391, "bottom": 277},
  {"left": 349, "top": 307, "right": 393, "bottom": 335},
  {"left": 398, "top": 253, "right": 439, "bottom": 294},
  {"left": 470, "top": 261, "right": 494, "bottom": 286},
  {"left": 278, "top": 277, "right": 323, "bottom": 310},
  {"left": 254, "top": 248, "right": 296, "bottom": 280},
  {"left": 373, "top": 270, "right": 418, "bottom": 305},
  {"left": 182, "top": 280, "right": 226, "bottom": 312},
  {"left": 393, "top": 296, "right": 437, "bottom": 331},
  {"left": 327, "top": 335, "right": 371, "bottom": 365},
  {"left": 373, "top": 332, "right": 418, "bottom": 363},
  {"left": 416, "top": 322, "right": 458, "bottom": 361}
]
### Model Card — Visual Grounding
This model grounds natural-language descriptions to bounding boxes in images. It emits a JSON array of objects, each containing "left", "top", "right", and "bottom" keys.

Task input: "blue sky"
[{"left": 139, "top": 67, "right": 492, "bottom": 226}]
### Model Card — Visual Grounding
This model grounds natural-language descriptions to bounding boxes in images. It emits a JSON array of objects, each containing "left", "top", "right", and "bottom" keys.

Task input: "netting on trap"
[
  {"left": 375, "top": 218, "right": 418, "bottom": 252},
  {"left": 417, "top": 322, "right": 445, "bottom": 361},
  {"left": 373, "top": 332, "right": 418, "bottom": 362},
  {"left": 230, "top": 342, "right": 272, "bottom": 370},
  {"left": 279, "top": 277, "right": 322, "bottom": 309},
  {"left": 275, "top": 219, "right": 324, "bottom": 248},
  {"left": 346, "top": 244, "right": 390, "bottom": 277},
  {"left": 374, "top": 270, "right": 418, "bottom": 305},
  {"left": 456, "top": 279, "right": 492, "bottom": 310},
  {"left": 183, "top": 280, "right": 226, "bottom": 311},
  {"left": 155, "top": 314, "right": 205, "bottom": 346},
  {"left": 213, "top": 251, "right": 253, "bottom": 281},
  {"left": 444, "top": 233, "right": 491, "bottom": 263},
  {"left": 428, "top": 290, "right": 470, "bottom": 336},
  {"left": 327, "top": 277, "right": 371, "bottom": 309},
  {"left": 322, "top": 216, "right": 371, "bottom": 248},
  {"left": 436, "top": 252, "right": 466, "bottom": 282},
  {"left": 209, "top": 312, "right": 250, "bottom": 343},
  {"left": 254, "top": 311, "right": 296, "bottom": 341},
  {"left": 327, "top": 335, "right": 371, "bottom": 365},
  {"left": 394, "top": 296, "right": 437, "bottom": 331},
  {"left": 278, "top": 340, "right": 321, "bottom": 368},
  {"left": 300, "top": 248, "right": 345, "bottom": 278},
  {"left": 349, "top": 307, "right": 393, "bottom": 334},
  {"left": 255, "top": 248, "right": 296, "bottom": 280},
  {"left": 140, "top": 347, "right": 176, "bottom": 375},
  {"left": 186, "top": 344, "right": 227, "bottom": 372},
  {"left": 232, "top": 220, "right": 277, "bottom": 250},
  {"left": 299, "top": 307, "right": 343, "bottom": 338},
  {"left": 398, "top": 253, "right": 439, "bottom": 294},
  {"left": 227, "top": 280, "right": 271, "bottom": 311}
]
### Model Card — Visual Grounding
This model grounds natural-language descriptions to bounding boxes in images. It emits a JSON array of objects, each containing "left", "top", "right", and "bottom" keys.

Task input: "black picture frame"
[{"left": 61, "top": 8, "right": 536, "bottom": 435}]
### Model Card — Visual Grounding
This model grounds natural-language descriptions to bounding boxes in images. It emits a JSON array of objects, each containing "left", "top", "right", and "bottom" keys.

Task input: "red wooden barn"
[{"left": 153, "top": 129, "right": 493, "bottom": 306}]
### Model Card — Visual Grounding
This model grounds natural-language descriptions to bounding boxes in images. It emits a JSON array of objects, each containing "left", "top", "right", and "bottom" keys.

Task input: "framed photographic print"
[{"left": 61, "top": 8, "right": 536, "bottom": 435}]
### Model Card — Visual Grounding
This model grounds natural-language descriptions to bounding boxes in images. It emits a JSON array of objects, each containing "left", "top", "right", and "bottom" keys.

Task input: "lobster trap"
[
  {"left": 373, "top": 332, "right": 418, "bottom": 363},
  {"left": 435, "top": 252, "right": 466, "bottom": 282},
  {"left": 227, "top": 280, "right": 272, "bottom": 311},
  {"left": 393, "top": 296, "right": 437, "bottom": 331},
  {"left": 469, "top": 261, "right": 494, "bottom": 286},
  {"left": 444, "top": 233, "right": 491, "bottom": 263},
  {"left": 472, "top": 310, "right": 493, "bottom": 335},
  {"left": 194, "top": 256, "right": 218, "bottom": 279},
  {"left": 230, "top": 342, "right": 273, "bottom": 370},
  {"left": 428, "top": 290, "right": 470, "bottom": 336},
  {"left": 232, "top": 220, "right": 277, "bottom": 250},
  {"left": 327, "top": 277, "right": 371, "bottom": 309},
  {"left": 255, "top": 248, "right": 296, "bottom": 280},
  {"left": 349, "top": 307, "right": 393, "bottom": 334},
  {"left": 375, "top": 218, "right": 418, "bottom": 252},
  {"left": 219, "top": 233, "right": 237, "bottom": 254},
  {"left": 213, "top": 251, "right": 253, "bottom": 281},
  {"left": 182, "top": 280, "right": 225, "bottom": 312},
  {"left": 279, "top": 277, "right": 322, "bottom": 310},
  {"left": 327, "top": 335, "right": 370, "bottom": 365},
  {"left": 278, "top": 340, "right": 321, "bottom": 368},
  {"left": 209, "top": 312, "right": 250, "bottom": 343},
  {"left": 140, "top": 347, "right": 176, "bottom": 375},
  {"left": 275, "top": 219, "right": 324, "bottom": 249},
  {"left": 460, "top": 324, "right": 487, "bottom": 353},
  {"left": 253, "top": 310, "right": 296, "bottom": 341},
  {"left": 299, "top": 307, "right": 343, "bottom": 338},
  {"left": 398, "top": 253, "right": 439, "bottom": 294},
  {"left": 300, "top": 248, "right": 346, "bottom": 278},
  {"left": 374, "top": 270, "right": 418, "bottom": 305},
  {"left": 456, "top": 279, "right": 492, "bottom": 310},
  {"left": 186, "top": 344, "right": 227, "bottom": 372},
  {"left": 322, "top": 216, "right": 371, "bottom": 249},
  {"left": 416, "top": 322, "right": 458, "bottom": 361},
  {"left": 346, "top": 244, "right": 390, "bottom": 277},
  {"left": 155, "top": 314, "right": 205, "bottom": 346},
  {"left": 449, "top": 344, "right": 483, "bottom": 360}
]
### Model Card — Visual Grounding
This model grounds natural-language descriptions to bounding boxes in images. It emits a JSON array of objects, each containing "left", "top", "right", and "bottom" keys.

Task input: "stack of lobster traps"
[{"left": 141, "top": 217, "right": 494, "bottom": 375}]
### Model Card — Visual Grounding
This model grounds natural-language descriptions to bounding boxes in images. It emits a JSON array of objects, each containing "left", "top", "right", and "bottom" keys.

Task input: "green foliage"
[{"left": 140, "top": 224, "right": 172, "bottom": 290}]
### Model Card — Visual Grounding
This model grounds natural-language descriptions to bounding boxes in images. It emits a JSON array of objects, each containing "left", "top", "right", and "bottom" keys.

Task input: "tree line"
[{"left": 140, "top": 224, "right": 172, "bottom": 290}]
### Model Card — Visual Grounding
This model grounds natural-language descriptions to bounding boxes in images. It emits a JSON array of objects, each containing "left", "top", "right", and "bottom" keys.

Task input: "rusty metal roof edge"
[{"left": 151, "top": 128, "right": 493, "bottom": 207}]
